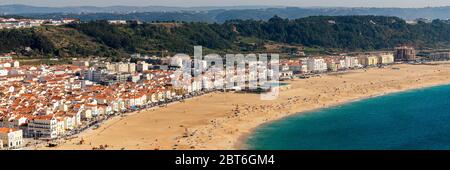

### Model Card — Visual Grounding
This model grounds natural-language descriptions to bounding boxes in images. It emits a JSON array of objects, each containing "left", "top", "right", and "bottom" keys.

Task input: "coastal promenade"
[{"left": 42, "top": 63, "right": 450, "bottom": 150}]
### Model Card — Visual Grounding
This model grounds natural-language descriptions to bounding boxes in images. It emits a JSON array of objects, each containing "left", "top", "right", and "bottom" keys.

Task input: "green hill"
[{"left": 1, "top": 16, "right": 450, "bottom": 58}]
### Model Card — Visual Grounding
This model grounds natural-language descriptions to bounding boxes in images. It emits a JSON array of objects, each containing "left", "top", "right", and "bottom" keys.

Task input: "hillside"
[
  {"left": 4, "top": 5, "right": 450, "bottom": 22},
  {"left": 37, "top": 26, "right": 124, "bottom": 57},
  {"left": 230, "top": 16, "right": 450, "bottom": 50},
  {"left": 0, "top": 26, "right": 126, "bottom": 58},
  {"left": 1, "top": 16, "right": 450, "bottom": 58}
]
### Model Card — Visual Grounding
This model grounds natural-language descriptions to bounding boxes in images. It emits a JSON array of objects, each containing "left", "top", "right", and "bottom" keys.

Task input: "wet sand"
[{"left": 40, "top": 63, "right": 450, "bottom": 150}]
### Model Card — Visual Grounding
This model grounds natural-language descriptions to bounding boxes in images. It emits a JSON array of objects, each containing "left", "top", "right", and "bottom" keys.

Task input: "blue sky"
[{"left": 0, "top": 0, "right": 449, "bottom": 8}]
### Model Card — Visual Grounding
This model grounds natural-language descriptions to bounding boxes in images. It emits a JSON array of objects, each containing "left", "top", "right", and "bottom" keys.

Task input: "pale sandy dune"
[{"left": 41, "top": 63, "right": 450, "bottom": 150}]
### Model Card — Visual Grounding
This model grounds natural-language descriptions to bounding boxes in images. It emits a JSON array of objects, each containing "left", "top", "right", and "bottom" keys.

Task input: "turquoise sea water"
[{"left": 246, "top": 84, "right": 450, "bottom": 150}]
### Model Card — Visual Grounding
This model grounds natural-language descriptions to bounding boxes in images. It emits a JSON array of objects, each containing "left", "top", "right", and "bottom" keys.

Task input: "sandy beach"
[{"left": 39, "top": 63, "right": 450, "bottom": 150}]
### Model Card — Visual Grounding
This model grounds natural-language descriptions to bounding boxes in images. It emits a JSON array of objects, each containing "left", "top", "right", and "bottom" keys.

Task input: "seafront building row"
[{"left": 280, "top": 53, "right": 395, "bottom": 75}]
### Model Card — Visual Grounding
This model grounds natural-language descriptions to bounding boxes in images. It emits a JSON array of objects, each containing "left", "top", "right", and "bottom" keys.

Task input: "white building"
[
  {"left": 27, "top": 115, "right": 58, "bottom": 139},
  {"left": 12, "top": 61, "right": 19, "bottom": 68},
  {"left": 1, "top": 115, "right": 28, "bottom": 131},
  {"left": 306, "top": 58, "right": 327, "bottom": 73},
  {"left": 72, "top": 60, "right": 89, "bottom": 67},
  {"left": 170, "top": 55, "right": 191, "bottom": 68},
  {"left": 130, "top": 74, "right": 141, "bottom": 83},
  {"left": 128, "top": 63, "right": 136, "bottom": 73},
  {"left": 122, "top": 93, "right": 147, "bottom": 108},
  {"left": 300, "top": 65, "right": 308, "bottom": 73},
  {"left": 136, "top": 61, "right": 149, "bottom": 72},
  {"left": 0, "top": 127, "right": 23, "bottom": 149},
  {"left": 0, "top": 69, "right": 7, "bottom": 76},
  {"left": 378, "top": 53, "right": 395, "bottom": 65},
  {"left": 106, "top": 62, "right": 136, "bottom": 73},
  {"left": 341, "top": 56, "right": 360, "bottom": 68},
  {"left": 108, "top": 20, "right": 127, "bottom": 24},
  {"left": 84, "top": 68, "right": 106, "bottom": 82},
  {"left": 193, "top": 59, "right": 207, "bottom": 71},
  {"left": 0, "top": 62, "right": 11, "bottom": 68}
]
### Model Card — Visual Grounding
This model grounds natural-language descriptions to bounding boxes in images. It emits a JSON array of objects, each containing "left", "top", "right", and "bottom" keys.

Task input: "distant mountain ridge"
[
  {"left": 1, "top": 4, "right": 450, "bottom": 22},
  {"left": 214, "top": 7, "right": 450, "bottom": 21},
  {"left": 0, "top": 4, "right": 277, "bottom": 14}
]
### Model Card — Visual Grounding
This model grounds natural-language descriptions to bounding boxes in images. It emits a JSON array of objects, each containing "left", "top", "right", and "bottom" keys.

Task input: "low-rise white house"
[
  {"left": 108, "top": 20, "right": 127, "bottom": 25},
  {"left": 0, "top": 127, "right": 23, "bottom": 149},
  {"left": 122, "top": 93, "right": 147, "bottom": 108},
  {"left": 84, "top": 104, "right": 99, "bottom": 117},
  {"left": 56, "top": 118, "right": 66, "bottom": 136},
  {"left": 58, "top": 114, "right": 78, "bottom": 130},
  {"left": 2, "top": 115, "right": 28, "bottom": 129}
]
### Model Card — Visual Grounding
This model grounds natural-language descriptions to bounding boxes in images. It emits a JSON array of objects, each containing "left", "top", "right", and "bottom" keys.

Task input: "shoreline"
[
  {"left": 236, "top": 82, "right": 450, "bottom": 150},
  {"left": 44, "top": 63, "right": 450, "bottom": 150}
]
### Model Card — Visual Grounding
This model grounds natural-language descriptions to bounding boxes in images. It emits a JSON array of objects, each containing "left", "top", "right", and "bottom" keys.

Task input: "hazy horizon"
[{"left": 0, "top": 0, "right": 449, "bottom": 8}]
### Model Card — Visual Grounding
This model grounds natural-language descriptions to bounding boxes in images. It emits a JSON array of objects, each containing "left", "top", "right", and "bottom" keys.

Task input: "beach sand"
[{"left": 40, "top": 63, "right": 450, "bottom": 150}]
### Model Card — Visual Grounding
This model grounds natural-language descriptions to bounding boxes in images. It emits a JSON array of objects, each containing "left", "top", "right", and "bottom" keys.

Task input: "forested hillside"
[{"left": 1, "top": 16, "right": 450, "bottom": 57}]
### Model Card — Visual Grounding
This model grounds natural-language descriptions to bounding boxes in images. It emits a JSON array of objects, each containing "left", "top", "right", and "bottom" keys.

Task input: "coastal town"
[
  {"left": 0, "top": 17, "right": 153, "bottom": 30},
  {"left": 4, "top": 1, "right": 450, "bottom": 168},
  {"left": 0, "top": 44, "right": 449, "bottom": 150},
  {"left": 0, "top": 17, "right": 79, "bottom": 29}
]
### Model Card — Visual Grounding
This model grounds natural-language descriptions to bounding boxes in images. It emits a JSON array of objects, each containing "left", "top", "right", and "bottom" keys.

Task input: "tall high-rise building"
[{"left": 395, "top": 46, "right": 416, "bottom": 61}]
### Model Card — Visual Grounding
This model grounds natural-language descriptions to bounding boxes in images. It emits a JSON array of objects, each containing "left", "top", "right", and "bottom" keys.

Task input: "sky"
[{"left": 0, "top": 0, "right": 449, "bottom": 8}]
